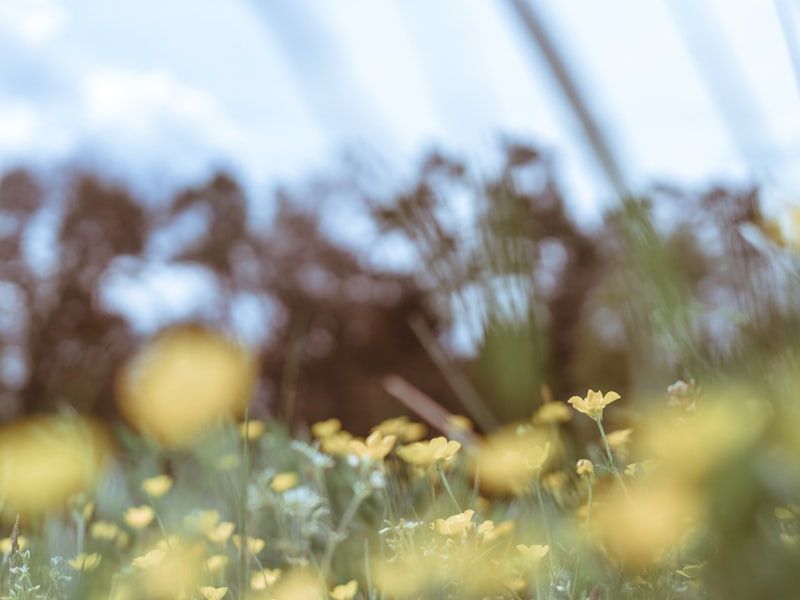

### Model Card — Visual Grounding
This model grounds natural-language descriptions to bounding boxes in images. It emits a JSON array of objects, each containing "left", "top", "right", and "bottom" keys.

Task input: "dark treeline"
[{"left": 1, "top": 143, "right": 797, "bottom": 434}]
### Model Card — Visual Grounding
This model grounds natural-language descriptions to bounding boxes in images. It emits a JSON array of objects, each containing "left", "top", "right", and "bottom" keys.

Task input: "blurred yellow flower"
[
  {"left": 232, "top": 535, "right": 265, "bottom": 554},
  {"left": 371, "top": 416, "right": 427, "bottom": 442},
  {"left": 199, "top": 586, "right": 228, "bottom": 600},
  {"left": 446, "top": 414, "right": 473, "bottom": 433},
  {"left": 115, "top": 326, "right": 257, "bottom": 447},
  {"left": 432, "top": 509, "right": 475, "bottom": 536},
  {"left": 251, "top": 567, "right": 282, "bottom": 590},
  {"left": 311, "top": 418, "right": 341, "bottom": 439},
  {"left": 396, "top": 436, "right": 461, "bottom": 466},
  {"left": 591, "top": 482, "right": 701, "bottom": 568},
  {"left": 239, "top": 420, "right": 265, "bottom": 441},
  {"left": 0, "top": 536, "right": 26, "bottom": 554},
  {"left": 268, "top": 569, "right": 325, "bottom": 600},
  {"left": 206, "top": 521, "right": 235, "bottom": 544},
  {"left": 775, "top": 506, "right": 795, "bottom": 521},
  {"left": 90, "top": 521, "right": 120, "bottom": 541},
  {"left": 206, "top": 554, "right": 229, "bottom": 573},
  {"left": 0, "top": 415, "right": 110, "bottom": 518},
  {"left": 347, "top": 431, "right": 396, "bottom": 461},
  {"left": 124, "top": 505, "right": 155, "bottom": 529},
  {"left": 471, "top": 427, "right": 551, "bottom": 495},
  {"left": 533, "top": 401, "right": 573, "bottom": 425},
  {"left": 270, "top": 472, "right": 299, "bottom": 493},
  {"left": 142, "top": 474, "right": 173, "bottom": 498},
  {"left": 67, "top": 552, "right": 101, "bottom": 571},
  {"left": 184, "top": 509, "right": 221, "bottom": 534},
  {"left": 330, "top": 579, "right": 358, "bottom": 600},
  {"left": 568, "top": 389, "right": 621, "bottom": 421},
  {"left": 516, "top": 543, "right": 550, "bottom": 564},
  {"left": 131, "top": 548, "right": 165, "bottom": 569}
]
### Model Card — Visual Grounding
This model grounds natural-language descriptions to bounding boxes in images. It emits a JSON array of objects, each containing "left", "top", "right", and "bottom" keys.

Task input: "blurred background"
[{"left": 2, "top": 0, "right": 800, "bottom": 434}]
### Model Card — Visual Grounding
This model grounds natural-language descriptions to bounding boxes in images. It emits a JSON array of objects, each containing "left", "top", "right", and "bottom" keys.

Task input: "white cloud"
[{"left": 0, "top": 0, "right": 66, "bottom": 45}]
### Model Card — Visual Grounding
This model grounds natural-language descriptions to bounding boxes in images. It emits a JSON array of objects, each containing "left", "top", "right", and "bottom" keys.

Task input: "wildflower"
[
  {"left": 199, "top": 586, "right": 228, "bottom": 600},
  {"left": 239, "top": 420, "right": 265, "bottom": 440},
  {"left": 206, "top": 554, "right": 229, "bottom": 573},
  {"left": 567, "top": 389, "right": 621, "bottom": 421},
  {"left": 124, "top": 505, "right": 155, "bottom": 529},
  {"left": 142, "top": 474, "right": 173, "bottom": 498},
  {"left": 371, "top": 416, "right": 427, "bottom": 442},
  {"left": 330, "top": 579, "right": 358, "bottom": 600},
  {"left": 775, "top": 506, "right": 795, "bottom": 521},
  {"left": 68, "top": 552, "right": 102, "bottom": 571},
  {"left": 576, "top": 459, "right": 594, "bottom": 477},
  {"left": 432, "top": 509, "right": 475, "bottom": 536},
  {"left": 184, "top": 509, "right": 220, "bottom": 534},
  {"left": 446, "top": 414, "right": 473, "bottom": 433},
  {"left": 320, "top": 431, "right": 353, "bottom": 455},
  {"left": 471, "top": 427, "right": 550, "bottom": 495},
  {"left": 0, "top": 536, "right": 27, "bottom": 554},
  {"left": 533, "top": 401, "right": 573, "bottom": 425},
  {"left": 251, "top": 567, "right": 282, "bottom": 590},
  {"left": 115, "top": 326, "right": 257, "bottom": 447},
  {"left": 232, "top": 535, "right": 265, "bottom": 554},
  {"left": 205, "top": 521, "right": 235, "bottom": 544},
  {"left": 347, "top": 431, "right": 396, "bottom": 462},
  {"left": 90, "top": 520, "right": 120, "bottom": 541},
  {"left": 478, "top": 519, "right": 514, "bottom": 544},
  {"left": 271, "top": 472, "right": 299, "bottom": 492},
  {"left": 516, "top": 544, "right": 550, "bottom": 564},
  {"left": 0, "top": 415, "right": 110, "bottom": 518},
  {"left": 132, "top": 548, "right": 165, "bottom": 568},
  {"left": 311, "top": 418, "right": 342, "bottom": 439},
  {"left": 396, "top": 436, "right": 461, "bottom": 466}
]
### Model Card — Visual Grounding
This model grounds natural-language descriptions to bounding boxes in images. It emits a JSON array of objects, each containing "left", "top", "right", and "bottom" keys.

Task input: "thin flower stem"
[
  {"left": 320, "top": 483, "right": 369, "bottom": 578},
  {"left": 535, "top": 478, "right": 556, "bottom": 597},
  {"left": 239, "top": 407, "right": 251, "bottom": 596},
  {"left": 437, "top": 464, "right": 462, "bottom": 512},
  {"left": 596, "top": 419, "right": 629, "bottom": 496},
  {"left": 571, "top": 477, "right": 593, "bottom": 600}
]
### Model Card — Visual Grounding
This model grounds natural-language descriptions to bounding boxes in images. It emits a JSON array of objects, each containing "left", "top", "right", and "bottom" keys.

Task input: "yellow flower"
[
  {"left": 567, "top": 389, "right": 621, "bottom": 421},
  {"left": 0, "top": 415, "right": 110, "bottom": 518},
  {"left": 0, "top": 536, "right": 27, "bottom": 554},
  {"left": 576, "top": 459, "right": 594, "bottom": 477},
  {"left": 115, "top": 326, "right": 257, "bottom": 447},
  {"left": 396, "top": 436, "right": 461, "bottom": 466},
  {"left": 124, "top": 505, "right": 155, "bottom": 529},
  {"left": 184, "top": 509, "right": 220, "bottom": 534},
  {"left": 532, "top": 401, "right": 573, "bottom": 425},
  {"left": 239, "top": 420, "right": 265, "bottom": 440},
  {"left": 199, "top": 586, "right": 228, "bottom": 600},
  {"left": 347, "top": 431, "right": 396, "bottom": 462},
  {"left": 516, "top": 544, "right": 550, "bottom": 564},
  {"left": 90, "top": 520, "right": 120, "bottom": 541},
  {"left": 311, "top": 418, "right": 342, "bottom": 439},
  {"left": 206, "top": 554, "right": 229, "bottom": 573},
  {"left": 67, "top": 552, "right": 102, "bottom": 571},
  {"left": 371, "top": 416, "right": 427, "bottom": 442},
  {"left": 431, "top": 509, "right": 475, "bottom": 536},
  {"left": 470, "top": 427, "right": 551, "bottom": 495},
  {"left": 131, "top": 548, "right": 165, "bottom": 568},
  {"left": 320, "top": 431, "right": 353, "bottom": 455},
  {"left": 271, "top": 472, "right": 299, "bottom": 493},
  {"left": 232, "top": 535, "right": 265, "bottom": 554},
  {"left": 330, "top": 579, "right": 358, "bottom": 600},
  {"left": 142, "top": 474, "right": 173, "bottom": 498},
  {"left": 446, "top": 414, "right": 473, "bottom": 433},
  {"left": 251, "top": 567, "right": 282, "bottom": 590},
  {"left": 206, "top": 521, "right": 235, "bottom": 544}
]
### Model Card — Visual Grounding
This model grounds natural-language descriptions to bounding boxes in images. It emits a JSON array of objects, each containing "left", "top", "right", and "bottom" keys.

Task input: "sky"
[{"left": 2, "top": 0, "right": 800, "bottom": 343}]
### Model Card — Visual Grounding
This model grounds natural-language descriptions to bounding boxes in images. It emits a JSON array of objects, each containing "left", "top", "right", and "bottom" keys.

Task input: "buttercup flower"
[
  {"left": 251, "top": 567, "right": 282, "bottom": 590},
  {"left": 330, "top": 579, "right": 358, "bottom": 600},
  {"left": 568, "top": 389, "right": 621, "bottom": 421},
  {"left": 67, "top": 552, "right": 102, "bottom": 571},
  {"left": 271, "top": 472, "right": 299, "bottom": 493},
  {"left": 431, "top": 509, "right": 475, "bottom": 536},
  {"left": 124, "top": 505, "right": 155, "bottom": 529},
  {"left": 142, "top": 474, "right": 173, "bottom": 498},
  {"left": 396, "top": 436, "right": 461, "bottom": 466},
  {"left": 347, "top": 431, "right": 396, "bottom": 462},
  {"left": 516, "top": 543, "right": 550, "bottom": 564},
  {"left": 533, "top": 401, "right": 573, "bottom": 425},
  {"left": 199, "top": 586, "right": 228, "bottom": 600}
]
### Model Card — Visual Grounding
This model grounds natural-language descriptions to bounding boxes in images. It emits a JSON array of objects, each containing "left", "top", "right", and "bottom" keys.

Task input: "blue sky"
[{"left": 3, "top": 0, "right": 798, "bottom": 219}]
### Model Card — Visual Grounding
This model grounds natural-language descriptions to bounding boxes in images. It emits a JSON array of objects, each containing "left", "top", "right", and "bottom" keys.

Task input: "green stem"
[
  {"left": 571, "top": 476, "right": 593, "bottom": 600},
  {"left": 239, "top": 408, "right": 251, "bottom": 596},
  {"left": 596, "top": 419, "right": 629, "bottom": 496},
  {"left": 320, "top": 485, "right": 369, "bottom": 579},
  {"left": 535, "top": 478, "right": 556, "bottom": 597},
  {"left": 437, "top": 464, "right": 462, "bottom": 512}
]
